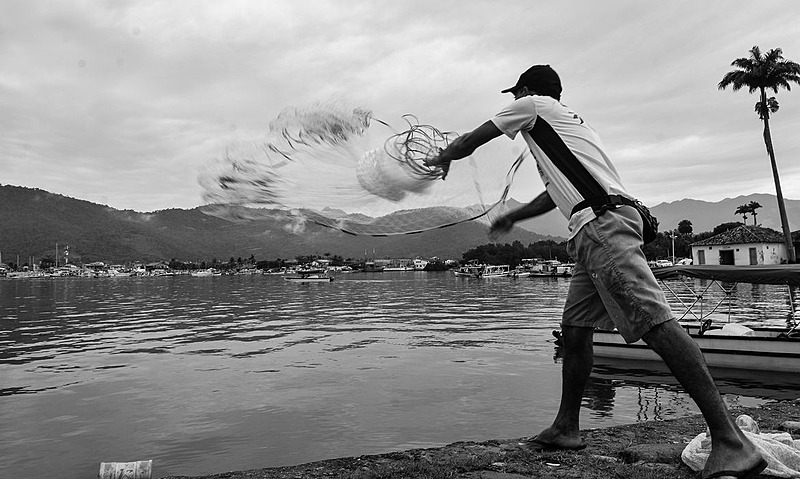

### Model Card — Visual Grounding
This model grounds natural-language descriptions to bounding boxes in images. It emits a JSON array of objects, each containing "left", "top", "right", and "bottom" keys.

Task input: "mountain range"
[
  {"left": 1, "top": 184, "right": 798, "bottom": 265},
  {"left": 0, "top": 185, "right": 557, "bottom": 265},
  {"left": 648, "top": 194, "right": 800, "bottom": 234}
]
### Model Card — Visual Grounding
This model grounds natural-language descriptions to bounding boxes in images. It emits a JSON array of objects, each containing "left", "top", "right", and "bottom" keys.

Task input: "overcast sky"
[{"left": 3, "top": 1, "right": 800, "bottom": 213}]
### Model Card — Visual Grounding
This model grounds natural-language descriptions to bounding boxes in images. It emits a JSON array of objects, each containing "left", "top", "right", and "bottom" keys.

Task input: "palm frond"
[
  {"left": 718, "top": 71, "right": 746, "bottom": 90},
  {"left": 754, "top": 98, "right": 780, "bottom": 119},
  {"left": 721, "top": 45, "right": 799, "bottom": 118}
]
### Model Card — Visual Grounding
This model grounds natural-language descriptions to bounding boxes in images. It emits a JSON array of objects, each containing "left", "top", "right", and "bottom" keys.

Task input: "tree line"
[
  {"left": 462, "top": 220, "right": 773, "bottom": 268},
  {"left": 7, "top": 218, "right": 787, "bottom": 273}
]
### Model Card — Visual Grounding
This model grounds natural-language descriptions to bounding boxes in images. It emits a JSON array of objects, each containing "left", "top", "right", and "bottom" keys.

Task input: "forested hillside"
[{"left": 0, "top": 185, "right": 555, "bottom": 265}]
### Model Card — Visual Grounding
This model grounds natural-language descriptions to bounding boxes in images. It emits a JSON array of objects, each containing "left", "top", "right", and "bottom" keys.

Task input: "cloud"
[{"left": 2, "top": 0, "right": 800, "bottom": 212}]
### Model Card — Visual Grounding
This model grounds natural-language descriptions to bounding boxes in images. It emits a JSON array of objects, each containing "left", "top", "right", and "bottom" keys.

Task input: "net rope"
[{"left": 198, "top": 101, "right": 527, "bottom": 236}]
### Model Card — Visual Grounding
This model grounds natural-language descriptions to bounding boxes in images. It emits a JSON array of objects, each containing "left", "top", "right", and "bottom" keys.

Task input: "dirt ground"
[{"left": 162, "top": 400, "right": 800, "bottom": 479}]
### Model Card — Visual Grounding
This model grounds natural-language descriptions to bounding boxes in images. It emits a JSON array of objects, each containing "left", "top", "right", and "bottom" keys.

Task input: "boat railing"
[
  {"left": 653, "top": 265, "right": 799, "bottom": 335},
  {"left": 659, "top": 275, "right": 737, "bottom": 333}
]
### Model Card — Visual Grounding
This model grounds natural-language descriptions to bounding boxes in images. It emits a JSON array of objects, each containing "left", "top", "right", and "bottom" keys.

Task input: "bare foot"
[
  {"left": 528, "top": 426, "right": 584, "bottom": 449},
  {"left": 701, "top": 433, "right": 766, "bottom": 479}
]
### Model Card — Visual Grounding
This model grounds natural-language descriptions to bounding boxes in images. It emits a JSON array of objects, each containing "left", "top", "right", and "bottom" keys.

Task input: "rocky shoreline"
[{"left": 161, "top": 400, "right": 800, "bottom": 479}]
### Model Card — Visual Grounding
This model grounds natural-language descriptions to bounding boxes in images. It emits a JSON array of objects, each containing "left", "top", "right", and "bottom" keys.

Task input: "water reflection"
[
  {"left": 1, "top": 274, "right": 797, "bottom": 479},
  {"left": 592, "top": 357, "right": 800, "bottom": 401}
]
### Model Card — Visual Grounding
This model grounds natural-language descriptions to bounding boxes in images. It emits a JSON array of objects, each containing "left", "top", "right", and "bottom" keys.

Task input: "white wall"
[{"left": 691, "top": 243, "right": 787, "bottom": 265}]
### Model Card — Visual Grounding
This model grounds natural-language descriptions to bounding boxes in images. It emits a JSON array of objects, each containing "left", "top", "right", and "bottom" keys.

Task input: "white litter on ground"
[{"left": 682, "top": 415, "right": 800, "bottom": 477}]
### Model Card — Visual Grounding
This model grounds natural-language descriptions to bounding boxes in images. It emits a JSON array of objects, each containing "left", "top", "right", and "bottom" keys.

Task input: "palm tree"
[
  {"left": 748, "top": 200, "right": 763, "bottom": 225},
  {"left": 719, "top": 46, "right": 800, "bottom": 262},
  {"left": 734, "top": 204, "right": 750, "bottom": 224}
]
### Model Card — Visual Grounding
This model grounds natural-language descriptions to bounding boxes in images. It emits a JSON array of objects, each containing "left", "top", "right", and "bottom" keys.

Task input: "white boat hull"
[
  {"left": 453, "top": 270, "right": 477, "bottom": 277},
  {"left": 475, "top": 265, "right": 510, "bottom": 278},
  {"left": 592, "top": 327, "right": 800, "bottom": 372},
  {"left": 283, "top": 275, "right": 334, "bottom": 283}
]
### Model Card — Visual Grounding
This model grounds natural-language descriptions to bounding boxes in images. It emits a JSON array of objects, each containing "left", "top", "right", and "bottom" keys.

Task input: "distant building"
[
  {"left": 690, "top": 225, "right": 787, "bottom": 265},
  {"left": 145, "top": 261, "right": 169, "bottom": 272}
]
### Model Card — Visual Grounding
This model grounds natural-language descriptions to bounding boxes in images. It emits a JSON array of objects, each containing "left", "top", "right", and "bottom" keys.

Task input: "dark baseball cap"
[{"left": 501, "top": 64, "right": 562, "bottom": 99}]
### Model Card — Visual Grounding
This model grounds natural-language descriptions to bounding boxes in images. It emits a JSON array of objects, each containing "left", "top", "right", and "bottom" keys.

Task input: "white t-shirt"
[{"left": 491, "top": 95, "right": 630, "bottom": 238}]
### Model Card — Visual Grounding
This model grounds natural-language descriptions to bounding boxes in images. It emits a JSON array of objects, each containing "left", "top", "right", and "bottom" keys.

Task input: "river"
[{"left": 1, "top": 272, "right": 798, "bottom": 479}]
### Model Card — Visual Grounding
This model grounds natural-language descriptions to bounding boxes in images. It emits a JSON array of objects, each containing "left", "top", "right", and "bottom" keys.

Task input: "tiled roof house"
[{"left": 690, "top": 225, "right": 788, "bottom": 265}]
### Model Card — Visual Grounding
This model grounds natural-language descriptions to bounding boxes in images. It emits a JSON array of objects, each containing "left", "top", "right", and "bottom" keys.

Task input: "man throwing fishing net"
[{"left": 424, "top": 64, "right": 766, "bottom": 479}]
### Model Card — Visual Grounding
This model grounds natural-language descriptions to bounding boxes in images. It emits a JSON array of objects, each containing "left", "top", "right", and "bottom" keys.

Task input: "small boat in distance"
[
  {"left": 265, "top": 267, "right": 288, "bottom": 275},
  {"left": 413, "top": 257, "right": 429, "bottom": 270},
  {"left": 475, "top": 264, "right": 510, "bottom": 278},
  {"left": 361, "top": 261, "right": 384, "bottom": 272},
  {"left": 383, "top": 258, "right": 415, "bottom": 271},
  {"left": 509, "top": 258, "right": 538, "bottom": 278},
  {"left": 383, "top": 265, "right": 415, "bottom": 272},
  {"left": 453, "top": 262, "right": 485, "bottom": 277},
  {"left": 191, "top": 268, "right": 221, "bottom": 277},
  {"left": 283, "top": 269, "right": 334, "bottom": 283},
  {"left": 454, "top": 263, "right": 510, "bottom": 278},
  {"left": 529, "top": 260, "right": 573, "bottom": 277}
]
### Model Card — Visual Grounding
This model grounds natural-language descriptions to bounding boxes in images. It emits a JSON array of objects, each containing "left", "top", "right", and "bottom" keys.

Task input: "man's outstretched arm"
[
  {"left": 489, "top": 191, "right": 556, "bottom": 240},
  {"left": 425, "top": 120, "right": 503, "bottom": 176}
]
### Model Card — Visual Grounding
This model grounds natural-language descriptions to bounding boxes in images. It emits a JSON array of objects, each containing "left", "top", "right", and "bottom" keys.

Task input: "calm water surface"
[{"left": 1, "top": 272, "right": 798, "bottom": 479}]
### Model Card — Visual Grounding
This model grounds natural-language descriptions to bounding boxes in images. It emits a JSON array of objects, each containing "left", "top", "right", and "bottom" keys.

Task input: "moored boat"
[
  {"left": 592, "top": 325, "right": 800, "bottom": 372},
  {"left": 509, "top": 258, "right": 537, "bottom": 278},
  {"left": 283, "top": 268, "right": 334, "bottom": 283},
  {"left": 582, "top": 265, "right": 800, "bottom": 372},
  {"left": 413, "top": 257, "right": 429, "bottom": 270},
  {"left": 191, "top": 268, "right": 221, "bottom": 277},
  {"left": 529, "top": 260, "right": 573, "bottom": 277},
  {"left": 264, "top": 267, "right": 288, "bottom": 275},
  {"left": 453, "top": 262, "right": 485, "bottom": 277},
  {"left": 283, "top": 274, "right": 334, "bottom": 283},
  {"left": 383, "top": 265, "right": 415, "bottom": 272},
  {"left": 361, "top": 261, "right": 384, "bottom": 272},
  {"left": 455, "top": 264, "right": 510, "bottom": 278},
  {"left": 475, "top": 264, "right": 510, "bottom": 278}
]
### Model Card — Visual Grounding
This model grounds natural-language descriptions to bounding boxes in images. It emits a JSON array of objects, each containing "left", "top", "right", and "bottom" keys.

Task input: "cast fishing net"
[{"left": 198, "top": 101, "right": 527, "bottom": 235}]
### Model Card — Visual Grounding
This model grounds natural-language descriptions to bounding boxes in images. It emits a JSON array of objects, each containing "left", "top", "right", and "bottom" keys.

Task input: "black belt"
[{"left": 570, "top": 194, "right": 637, "bottom": 217}]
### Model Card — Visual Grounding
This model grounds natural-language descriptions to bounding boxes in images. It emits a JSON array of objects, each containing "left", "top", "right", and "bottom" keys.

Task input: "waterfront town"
[{"left": 2, "top": 223, "right": 797, "bottom": 279}]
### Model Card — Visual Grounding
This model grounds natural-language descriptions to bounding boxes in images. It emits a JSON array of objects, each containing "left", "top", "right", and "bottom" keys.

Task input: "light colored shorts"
[{"left": 562, "top": 205, "right": 673, "bottom": 343}]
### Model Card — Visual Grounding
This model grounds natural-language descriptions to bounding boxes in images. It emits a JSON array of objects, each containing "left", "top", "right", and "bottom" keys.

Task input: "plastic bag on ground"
[{"left": 681, "top": 415, "right": 800, "bottom": 477}]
